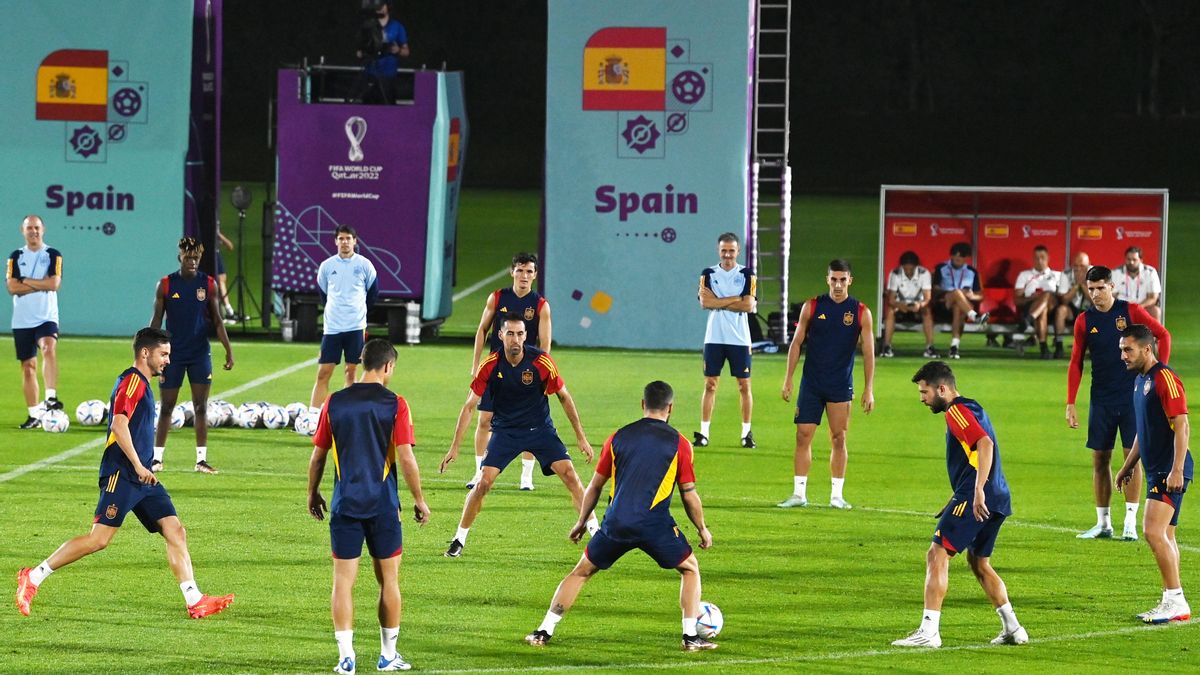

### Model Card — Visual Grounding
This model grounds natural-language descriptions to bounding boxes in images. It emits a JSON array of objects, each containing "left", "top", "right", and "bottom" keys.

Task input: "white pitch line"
[
  {"left": 452, "top": 267, "right": 509, "bottom": 302},
  {"left": 417, "top": 622, "right": 1194, "bottom": 674},
  {"left": 0, "top": 357, "right": 317, "bottom": 485}
]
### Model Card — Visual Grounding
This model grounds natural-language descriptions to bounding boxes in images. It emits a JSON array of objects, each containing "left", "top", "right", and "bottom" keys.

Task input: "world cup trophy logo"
[{"left": 345, "top": 116, "right": 367, "bottom": 162}]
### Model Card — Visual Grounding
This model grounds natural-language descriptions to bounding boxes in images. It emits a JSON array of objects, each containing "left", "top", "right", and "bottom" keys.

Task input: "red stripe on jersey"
[
  {"left": 856, "top": 301, "right": 866, "bottom": 331},
  {"left": 471, "top": 355, "right": 500, "bottom": 397},
  {"left": 535, "top": 354, "right": 565, "bottom": 396},
  {"left": 675, "top": 434, "right": 696, "bottom": 484},
  {"left": 537, "top": 296, "right": 547, "bottom": 311},
  {"left": 946, "top": 404, "right": 987, "bottom": 448},
  {"left": 1155, "top": 369, "right": 1188, "bottom": 417},
  {"left": 313, "top": 398, "right": 333, "bottom": 450},
  {"left": 207, "top": 276, "right": 217, "bottom": 297},
  {"left": 595, "top": 433, "right": 616, "bottom": 477},
  {"left": 392, "top": 395, "right": 416, "bottom": 446},
  {"left": 110, "top": 373, "right": 145, "bottom": 418},
  {"left": 161, "top": 275, "right": 171, "bottom": 299}
]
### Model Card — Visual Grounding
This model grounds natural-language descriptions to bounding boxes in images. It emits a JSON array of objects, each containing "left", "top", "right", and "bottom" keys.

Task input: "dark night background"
[{"left": 223, "top": 1, "right": 1200, "bottom": 195}]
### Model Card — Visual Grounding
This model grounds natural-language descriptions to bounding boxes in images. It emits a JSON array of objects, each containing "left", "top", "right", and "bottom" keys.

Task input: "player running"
[
  {"left": 15, "top": 328, "right": 233, "bottom": 619},
  {"left": 1115, "top": 324, "right": 1192, "bottom": 624},
  {"left": 893, "top": 360, "right": 1027, "bottom": 648},
  {"left": 524, "top": 381, "right": 716, "bottom": 651},
  {"left": 440, "top": 312, "right": 598, "bottom": 557},
  {"left": 150, "top": 237, "right": 235, "bottom": 474},
  {"left": 308, "top": 338, "right": 431, "bottom": 672}
]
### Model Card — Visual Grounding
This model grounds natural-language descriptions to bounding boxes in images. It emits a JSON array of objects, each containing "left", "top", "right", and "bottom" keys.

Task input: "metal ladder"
[{"left": 750, "top": 0, "right": 793, "bottom": 344}]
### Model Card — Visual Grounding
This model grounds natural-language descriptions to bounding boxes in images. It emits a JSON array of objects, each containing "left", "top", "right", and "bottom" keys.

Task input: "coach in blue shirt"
[
  {"left": 310, "top": 224, "right": 378, "bottom": 409},
  {"left": 7, "top": 215, "right": 64, "bottom": 428}
]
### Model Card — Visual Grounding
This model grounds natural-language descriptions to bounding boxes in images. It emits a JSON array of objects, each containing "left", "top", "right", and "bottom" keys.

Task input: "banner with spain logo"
[
  {"left": 545, "top": 1, "right": 754, "bottom": 349},
  {"left": 0, "top": 1, "right": 192, "bottom": 336}
]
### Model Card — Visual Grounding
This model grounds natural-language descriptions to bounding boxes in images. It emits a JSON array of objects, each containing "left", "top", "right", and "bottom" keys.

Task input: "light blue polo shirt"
[
  {"left": 8, "top": 244, "right": 62, "bottom": 329},
  {"left": 316, "top": 253, "right": 378, "bottom": 334}
]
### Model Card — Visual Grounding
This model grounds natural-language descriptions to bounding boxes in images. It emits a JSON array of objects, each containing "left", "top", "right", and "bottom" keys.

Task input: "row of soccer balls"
[{"left": 38, "top": 400, "right": 321, "bottom": 436}]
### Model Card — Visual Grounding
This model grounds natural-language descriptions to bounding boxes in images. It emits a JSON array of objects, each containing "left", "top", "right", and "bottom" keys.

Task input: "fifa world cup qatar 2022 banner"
[
  {"left": 545, "top": 1, "right": 754, "bottom": 349},
  {"left": 0, "top": 2, "right": 192, "bottom": 336}
]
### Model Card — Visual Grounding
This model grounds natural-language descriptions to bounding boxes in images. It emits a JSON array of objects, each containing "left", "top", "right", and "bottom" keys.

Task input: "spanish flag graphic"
[
  {"left": 36, "top": 49, "right": 109, "bottom": 122},
  {"left": 582, "top": 27, "right": 666, "bottom": 111}
]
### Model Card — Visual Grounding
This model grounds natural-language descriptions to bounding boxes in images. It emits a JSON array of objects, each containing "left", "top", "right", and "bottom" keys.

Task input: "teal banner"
[
  {"left": 0, "top": 1, "right": 193, "bottom": 336},
  {"left": 545, "top": 1, "right": 754, "bottom": 349}
]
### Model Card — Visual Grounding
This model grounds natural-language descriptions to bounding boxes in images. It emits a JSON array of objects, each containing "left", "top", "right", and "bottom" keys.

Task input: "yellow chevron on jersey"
[
  {"left": 171, "top": 292, "right": 180, "bottom": 299},
  {"left": 817, "top": 313, "right": 826, "bottom": 320},
  {"left": 1090, "top": 327, "right": 1099, "bottom": 333}
]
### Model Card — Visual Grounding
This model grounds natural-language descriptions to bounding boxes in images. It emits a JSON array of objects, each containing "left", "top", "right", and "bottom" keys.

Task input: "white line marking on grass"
[
  {"left": 0, "top": 358, "right": 317, "bottom": 485},
  {"left": 418, "top": 622, "right": 1195, "bottom": 674},
  {"left": 453, "top": 268, "right": 508, "bottom": 302}
]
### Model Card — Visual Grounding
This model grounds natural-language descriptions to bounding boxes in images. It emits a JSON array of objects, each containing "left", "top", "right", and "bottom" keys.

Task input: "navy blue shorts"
[
  {"left": 794, "top": 381, "right": 852, "bottom": 425},
  {"left": 585, "top": 523, "right": 693, "bottom": 570},
  {"left": 329, "top": 508, "right": 403, "bottom": 559},
  {"left": 215, "top": 251, "right": 226, "bottom": 276},
  {"left": 319, "top": 330, "right": 365, "bottom": 365},
  {"left": 1087, "top": 401, "right": 1136, "bottom": 451},
  {"left": 13, "top": 321, "right": 58, "bottom": 361},
  {"left": 1146, "top": 475, "right": 1190, "bottom": 527},
  {"left": 477, "top": 388, "right": 494, "bottom": 414},
  {"left": 702, "top": 343, "right": 751, "bottom": 378},
  {"left": 482, "top": 427, "right": 570, "bottom": 475},
  {"left": 94, "top": 473, "right": 178, "bottom": 533},
  {"left": 932, "top": 496, "right": 1006, "bottom": 557},
  {"left": 160, "top": 354, "right": 213, "bottom": 389}
]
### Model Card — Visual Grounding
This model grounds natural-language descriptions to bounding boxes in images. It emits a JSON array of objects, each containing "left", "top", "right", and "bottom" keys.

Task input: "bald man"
[
  {"left": 6, "top": 215, "right": 64, "bottom": 428},
  {"left": 1053, "top": 252, "right": 1091, "bottom": 360}
]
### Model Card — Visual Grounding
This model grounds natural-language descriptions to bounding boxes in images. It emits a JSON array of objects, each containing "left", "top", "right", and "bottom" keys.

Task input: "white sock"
[
  {"left": 794, "top": 476, "right": 808, "bottom": 500},
  {"left": 28, "top": 405, "right": 39, "bottom": 417},
  {"left": 521, "top": 458, "right": 535, "bottom": 483},
  {"left": 699, "top": 420, "right": 710, "bottom": 438},
  {"left": 180, "top": 580, "right": 202, "bottom": 606},
  {"left": 46, "top": 388, "right": 57, "bottom": 400},
  {"left": 29, "top": 560, "right": 54, "bottom": 586},
  {"left": 1097, "top": 506, "right": 1112, "bottom": 529},
  {"left": 1125, "top": 502, "right": 1139, "bottom": 525},
  {"left": 539, "top": 610, "right": 564, "bottom": 635},
  {"left": 741, "top": 422, "right": 752, "bottom": 438},
  {"left": 153, "top": 446, "right": 165, "bottom": 462},
  {"left": 967, "top": 310, "right": 978, "bottom": 322},
  {"left": 380, "top": 626, "right": 399, "bottom": 659},
  {"left": 996, "top": 602, "right": 1020, "bottom": 632},
  {"left": 455, "top": 526, "right": 470, "bottom": 545},
  {"left": 950, "top": 337, "right": 961, "bottom": 348},
  {"left": 474, "top": 455, "right": 483, "bottom": 472},
  {"left": 586, "top": 516, "right": 600, "bottom": 535},
  {"left": 920, "top": 608, "right": 941, "bottom": 634},
  {"left": 831, "top": 477, "right": 845, "bottom": 501},
  {"left": 682, "top": 617, "right": 699, "bottom": 637},
  {"left": 335, "top": 629, "right": 355, "bottom": 660},
  {"left": 196, "top": 446, "right": 207, "bottom": 463},
  {"left": 1164, "top": 588, "right": 1185, "bottom": 601}
]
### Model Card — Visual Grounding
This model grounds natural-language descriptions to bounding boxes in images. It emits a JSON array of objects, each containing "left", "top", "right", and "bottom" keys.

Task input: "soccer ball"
[
  {"left": 696, "top": 601, "right": 723, "bottom": 638},
  {"left": 285, "top": 402, "right": 307, "bottom": 424},
  {"left": 41, "top": 409, "right": 70, "bottom": 433},
  {"left": 293, "top": 408, "right": 318, "bottom": 436},
  {"left": 235, "top": 402, "right": 262, "bottom": 429},
  {"left": 170, "top": 405, "right": 186, "bottom": 429},
  {"left": 261, "top": 404, "right": 289, "bottom": 430},
  {"left": 179, "top": 400, "right": 195, "bottom": 426},
  {"left": 205, "top": 400, "right": 229, "bottom": 427},
  {"left": 213, "top": 400, "right": 236, "bottom": 427},
  {"left": 75, "top": 399, "right": 106, "bottom": 426}
]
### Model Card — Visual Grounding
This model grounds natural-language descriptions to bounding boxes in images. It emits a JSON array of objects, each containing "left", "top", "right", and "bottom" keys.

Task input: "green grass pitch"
[{"left": 1, "top": 193, "right": 1197, "bottom": 672}]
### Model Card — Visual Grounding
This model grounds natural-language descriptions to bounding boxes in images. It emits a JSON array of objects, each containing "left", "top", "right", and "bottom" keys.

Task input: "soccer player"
[
  {"left": 779, "top": 259, "right": 874, "bottom": 509},
  {"left": 1014, "top": 245, "right": 1061, "bottom": 360},
  {"left": 467, "top": 252, "right": 551, "bottom": 491},
  {"left": 15, "top": 327, "right": 234, "bottom": 619},
  {"left": 1053, "top": 251, "right": 1091, "bottom": 359},
  {"left": 880, "top": 250, "right": 936, "bottom": 358},
  {"left": 1067, "top": 265, "right": 1171, "bottom": 541},
  {"left": 523, "top": 381, "right": 717, "bottom": 651},
  {"left": 1110, "top": 246, "right": 1162, "bottom": 322},
  {"left": 150, "top": 237, "right": 235, "bottom": 474},
  {"left": 1115, "top": 324, "right": 1192, "bottom": 624},
  {"left": 311, "top": 224, "right": 378, "bottom": 409},
  {"left": 7, "top": 215, "right": 64, "bottom": 428},
  {"left": 932, "top": 242, "right": 988, "bottom": 359},
  {"left": 308, "top": 338, "right": 431, "bottom": 673},
  {"left": 892, "top": 360, "right": 1027, "bottom": 648},
  {"left": 439, "top": 313, "right": 598, "bottom": 557},
  {"left": 695, "top": 232, "right": 757, "bottom": 449}
]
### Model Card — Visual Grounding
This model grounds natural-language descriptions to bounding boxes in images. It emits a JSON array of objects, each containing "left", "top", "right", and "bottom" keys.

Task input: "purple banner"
[
  {"left": 272, "top": 70, "right": 438, "bottom": 298},
  {"left": 184, "top": 0, "right": 221, "bottom": 267}
]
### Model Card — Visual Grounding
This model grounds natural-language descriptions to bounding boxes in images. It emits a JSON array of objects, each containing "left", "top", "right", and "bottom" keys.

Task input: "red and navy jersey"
[
  {"left": 1133, "top": 363, "right": 1193, "bottom": 480},
  {"left": 161, "top": 271, "right": 216, "bottom": 362},
  {"left": 943, "top": 397, "right": 1011, "bottom": 516},
  {"left": 1067, "top": 300, "right": 1171, "bottom": 406},
  {"left": 313, "top": 383, "right": 415, "bottom": 519},
  {"left": 801, "top": 294, "right": 865, "bottom": 391},
  {"left": 594, "top": 418, "right": 696, "bottom": 539},
  {"left": 99, "top": 367, "right": 156, "bottom": 482},
  {"left": 471, "top": 345, "right": 563, "bottom": 430},
  {"left": 488, "top": 288, "right": 547, "bottom": 352}
]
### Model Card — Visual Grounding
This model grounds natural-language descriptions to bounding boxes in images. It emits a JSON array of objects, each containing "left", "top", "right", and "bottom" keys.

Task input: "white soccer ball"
[
  {"left": 293, "top": 408, "right": 318, "bottom": 436},
  {"left": 205, "top": 400, "right": 229, "bottom": 427},
  {"left": 170, "top": 405, "right": 186, "bottom": 429},
  {"left": 696, "top": 601, "right": 723, "bottom": 638},
  {"left": 75, "top": 399, "right": 106, "bottom": 426},
  {"left": 235, "top": 402, "right": 262, "bottom": 429},
  {"left": 179, "top": 400, "right": 195, "bottom": 426},
  {"left": 285, "top": 402, "right": 307, "bottom": 424},
  {"left": 213, "top": 400, "right": 236, "bottom": 427},
  {"left": 261, "top": 404, "right": 289, "bottom": 430},
  {"left": 41, "top": 409, "right": 70, "bottom": 433}
]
